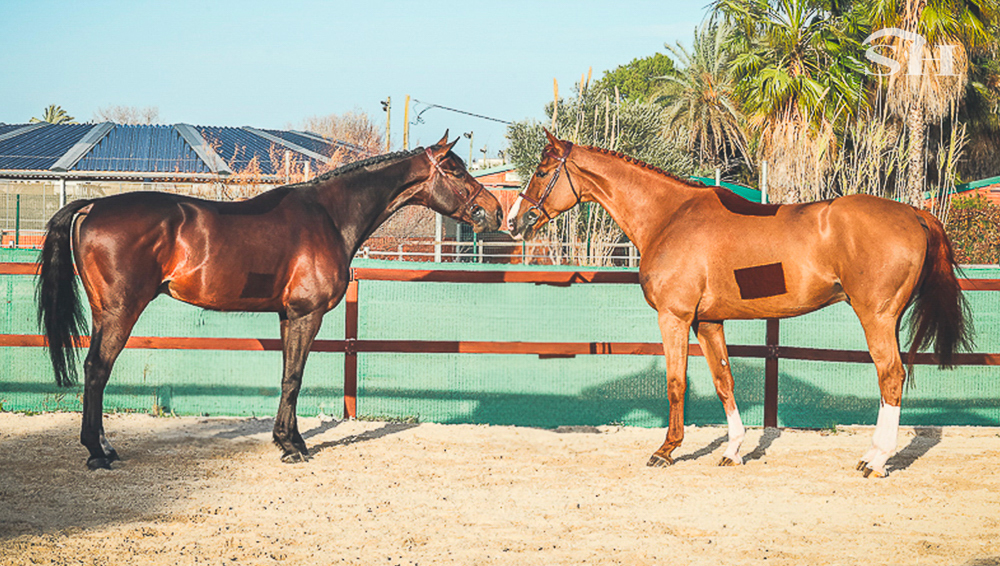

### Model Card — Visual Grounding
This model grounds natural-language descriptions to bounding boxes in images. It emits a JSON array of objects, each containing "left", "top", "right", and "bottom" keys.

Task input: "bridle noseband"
[
  {"left": 518, "top": 142, "right": 580, "bottom": 224},
  {"left": 425, "top": 147, "right": 485, "bottom": 214}
]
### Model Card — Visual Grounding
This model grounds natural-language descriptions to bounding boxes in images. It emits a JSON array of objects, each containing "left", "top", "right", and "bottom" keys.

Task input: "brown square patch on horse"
[
  {"left": 241, "top": 272, "right": 277, "bottom": 299},
  {"left": 734, "top": 262, "right": 787, "bottom": 300}
]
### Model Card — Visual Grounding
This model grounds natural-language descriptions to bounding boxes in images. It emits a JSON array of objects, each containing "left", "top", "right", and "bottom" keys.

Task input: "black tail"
[
  {"left": 37, "top": 199, "right": 92, "bottom": 387},
  {"left": 906, "top": 209, "right": 975, "bottom": 374}
]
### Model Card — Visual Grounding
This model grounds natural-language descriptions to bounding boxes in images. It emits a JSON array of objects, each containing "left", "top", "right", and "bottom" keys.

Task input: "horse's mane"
[
  {"left": 580, "top": 145, "right": 780, "bottom": 216},
  {"left": 309, "top": 147, "right": 425, "bottom": 183},
  {"left": 582, "top": 145, "right": 709, "bottom": 189}
]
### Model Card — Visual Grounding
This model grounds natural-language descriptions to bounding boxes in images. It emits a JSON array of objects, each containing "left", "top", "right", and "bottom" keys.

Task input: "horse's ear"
[
  {"left": 428, "top": 132, "right": 458, "bottom": 161},
  {"left": 543, "top": 128, "right": 570, "bottom": 157}
]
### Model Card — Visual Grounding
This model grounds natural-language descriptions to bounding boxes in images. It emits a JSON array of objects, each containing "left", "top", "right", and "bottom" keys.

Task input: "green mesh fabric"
[{"left": 2, "top": 248, "right": 998, "bottom": 427}]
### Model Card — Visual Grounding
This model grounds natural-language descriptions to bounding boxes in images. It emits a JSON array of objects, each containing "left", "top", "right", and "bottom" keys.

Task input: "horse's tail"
[
  {"left": 37, "top": 199, "right": 93, "bottom": 387},
  {"left": 906, "top": 209, "right": 974, "bottom": 374}
]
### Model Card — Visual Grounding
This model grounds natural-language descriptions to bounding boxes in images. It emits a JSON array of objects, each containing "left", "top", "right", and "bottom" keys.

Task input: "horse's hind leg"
[
  {"left": 856, "top": 313, "right": 907, "bottom": 478},
  {"left": 695, "top": 321, "right": 745, "bottom": 466},
  {"left": 81, "top": 309, "right": 144, "bottom": 470},
  {"left": 274, "top": 310, "right": 324, "bottom": 463}
]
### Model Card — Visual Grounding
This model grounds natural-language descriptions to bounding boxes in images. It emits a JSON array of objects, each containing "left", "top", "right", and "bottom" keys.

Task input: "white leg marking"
[
  {"left": 723, "top": 408, "right": 745, "bottom": 464},
  {"left": 99, "top": 429, "right": 116, "bottom": 456},
  {"left": 506, "top": 196, "right": 523, "bottom": 233},
  {"left": 863, "top": 402, "right": 900, "bottom": 476}
]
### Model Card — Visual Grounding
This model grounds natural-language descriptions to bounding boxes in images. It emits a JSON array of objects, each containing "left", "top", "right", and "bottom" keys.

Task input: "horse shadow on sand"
[{"left": 359, "top": 356, "right": 994, "bottom": 469}]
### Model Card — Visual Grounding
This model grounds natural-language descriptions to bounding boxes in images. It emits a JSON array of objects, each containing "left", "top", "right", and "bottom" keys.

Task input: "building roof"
[
  {"left": 955, "top": 175, "right": 1000, "bottom": 194},
  {"left": 472, "top": 163, "right": 521, "bottom": 189},
  {"left": 0, "top": 122, "right": 363, "bottom": 180}
]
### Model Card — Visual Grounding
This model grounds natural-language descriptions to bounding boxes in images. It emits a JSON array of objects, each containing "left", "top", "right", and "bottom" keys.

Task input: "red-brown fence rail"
[{"left": 3, "top": 262, "right": 999, "bottom": 427}]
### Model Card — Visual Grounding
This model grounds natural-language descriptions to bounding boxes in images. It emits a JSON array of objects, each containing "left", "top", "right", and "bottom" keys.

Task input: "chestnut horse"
[
  {"left": 39, "top": 133, "right": 502, "bottom": 470},
  {"left": 508, "top": 131, "right": 971, "bottom": 478}
]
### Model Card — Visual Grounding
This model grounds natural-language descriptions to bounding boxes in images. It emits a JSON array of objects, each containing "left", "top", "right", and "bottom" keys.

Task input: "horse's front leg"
[
  {"left": 648, "top": 312, "right": 693, "bottom": 467},
  {"left": 274, "top": 310, "right": 324, "bottom": 463},
  {"left": 695, "top": 321, "right": 745, "bottom": 466}
]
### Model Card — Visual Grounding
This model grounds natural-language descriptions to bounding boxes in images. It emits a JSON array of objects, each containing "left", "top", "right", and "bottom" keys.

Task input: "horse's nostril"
[{"left": 471, "top": 206, "right": 485, "bottom": 221}]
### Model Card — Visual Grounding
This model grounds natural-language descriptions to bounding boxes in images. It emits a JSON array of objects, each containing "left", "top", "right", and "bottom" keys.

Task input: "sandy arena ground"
[{"left": 1, "top": 413, "right": 999, "bottom": 566}]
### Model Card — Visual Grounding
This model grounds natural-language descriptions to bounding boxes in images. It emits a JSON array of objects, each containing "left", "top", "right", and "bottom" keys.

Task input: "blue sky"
[{"left": 1, "top": 1, "right": 710, "bottom": 159}]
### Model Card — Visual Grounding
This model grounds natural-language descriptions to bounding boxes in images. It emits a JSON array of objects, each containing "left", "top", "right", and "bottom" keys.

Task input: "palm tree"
[
  {"left": 959, "top": 49, "right": 1000, "bottom": 179},
  {"left": 658, "top": 18, "right": 751, "bottom": 173},
  {"left": 863, "top": 0, "right": 999, "bottom": 204},
  {"left": 714, "top": 0, "right": 867, "bottom": 201},
  {"left": 30, "top": 104, "right": 77, "bottom": 124}
]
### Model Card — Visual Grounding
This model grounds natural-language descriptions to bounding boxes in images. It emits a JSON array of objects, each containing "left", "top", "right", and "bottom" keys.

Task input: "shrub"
[{"left": 945, "top": 194, "right": 1000, "bottom": 264}]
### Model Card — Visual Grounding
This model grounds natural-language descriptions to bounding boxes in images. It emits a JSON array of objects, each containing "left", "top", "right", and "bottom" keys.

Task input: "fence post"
[
  {"left": 434, "top": 213, "right": 443, "bottom": 262},
  {"left": 343, "top": 279, "right": 359, "bottom": 419},
  {"left": 764, "top": 318, "right": 780, "bottom": 428},
  {"left": 15, "top": 194, "right": 20, "bottom": 248}
]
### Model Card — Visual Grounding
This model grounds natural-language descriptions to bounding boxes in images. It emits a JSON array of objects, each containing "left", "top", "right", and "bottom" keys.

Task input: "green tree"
[
  {"left": 506, "top": 83, "right": 696, "bottom": 265},
  {"left": 862, "top": 0, "right": 1000, "bottom": 204},
  {"left": 592, "top": 53, "right": 678, "bottom": 103},
  {"left": 658, "top": 18, "right": 751, "bottom": 173},
  {"left": 960, "top": 51, "right": 1000, "bottom": 179},
  {"left": 716, "top": 0, "right": 868, "bottom": 201},
  {"left": 30, "top": 104, "right": 77, "bottom": 124}
]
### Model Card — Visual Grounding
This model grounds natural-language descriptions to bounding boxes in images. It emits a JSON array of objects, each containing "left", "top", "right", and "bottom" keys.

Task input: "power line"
[{"left": 411, "top": 99, "right": 511, "bottom": 125}]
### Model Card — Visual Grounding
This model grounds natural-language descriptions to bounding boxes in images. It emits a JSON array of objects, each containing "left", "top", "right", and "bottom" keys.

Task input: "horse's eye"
[{"left": 536, "top": 170, "right": 548, "bottom": 178}]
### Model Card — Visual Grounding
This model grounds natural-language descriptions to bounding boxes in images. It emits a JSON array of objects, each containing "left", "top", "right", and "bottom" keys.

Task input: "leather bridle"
[
  {"left": 518, "top": 142, "right": 580, "bottom": 224},
  {"left": 425, "top": 147, "right": 485, "bottom": 214}
]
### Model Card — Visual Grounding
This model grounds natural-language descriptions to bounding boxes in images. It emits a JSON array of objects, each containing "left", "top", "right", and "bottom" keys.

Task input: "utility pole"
[
  {"left": 464, "top": 132, "right": 473, "bottom": 166},
  {"left": 381, "top": 97, "right": 391, "bottom": 152},
  {"left": 403, "top": 94, "right": 410, "bottom": 150}
]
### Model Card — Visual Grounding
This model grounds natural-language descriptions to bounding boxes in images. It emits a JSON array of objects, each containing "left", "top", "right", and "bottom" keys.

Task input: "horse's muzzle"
[
  {"left": 470, "top": 205, "right": 501, "bottom": 233},
  {"left": 508, "top": 210, "right": 538, "bottom": 241}
]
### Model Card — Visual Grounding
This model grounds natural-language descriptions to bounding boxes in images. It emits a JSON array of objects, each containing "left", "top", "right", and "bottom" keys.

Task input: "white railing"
[
  {"left": 357, "top": 240, "right": 640, "bottom": 267},
  {"left": 1, "top": 232, "right": 641, "bottom": 267}
]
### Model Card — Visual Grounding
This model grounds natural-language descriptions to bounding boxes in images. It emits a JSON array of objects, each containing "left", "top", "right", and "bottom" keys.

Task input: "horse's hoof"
[
  {"left": 86, "top": 457, "right": 112, "bottom": 471},
  {"left": 105, "top": 449, "right": 120, "bottom": 462},
  {"left": 718, "top": 456, "right": 741, "bottom": 467},
  {"left": 646, "top": 454, "right": 673, "bottom": 467},
  {"left": 862, "top": 466, "right": 887, "bottom": 479},
  {"left": 281, "top": 451, "right": 308, "bottom": 464},
  {"left": 855, "top": 460, "right": 868, "bottom": 471}
]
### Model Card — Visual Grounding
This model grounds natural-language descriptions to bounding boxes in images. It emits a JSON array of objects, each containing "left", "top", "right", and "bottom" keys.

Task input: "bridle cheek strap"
[
  {"left": 517, "top": 143, "right": 578, "bottom": 224},
  {"left": 425, "top": 147, "right": 486, "bottom": 214}
]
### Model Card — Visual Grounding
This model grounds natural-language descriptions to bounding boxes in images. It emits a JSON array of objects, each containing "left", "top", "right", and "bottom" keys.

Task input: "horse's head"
[
  {"left": 411, "top": 132, "right": 502, "bottom": 233},
  {"left": 507, "top": 129, "right": 578, "bottom": 240}
]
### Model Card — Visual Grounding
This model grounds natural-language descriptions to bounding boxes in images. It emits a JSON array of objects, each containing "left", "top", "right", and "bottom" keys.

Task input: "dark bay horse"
[
  {"left": 508, "top": 130, "right": 971, "bottom": 478},
  {"left": 38, "top": 133, "right": 503, "bottom": 470}
]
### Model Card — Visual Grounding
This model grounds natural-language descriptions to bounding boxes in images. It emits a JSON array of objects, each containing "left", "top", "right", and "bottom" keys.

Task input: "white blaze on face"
[{"left": 506, "top": 196, "right": 524, "bottom": 236}]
